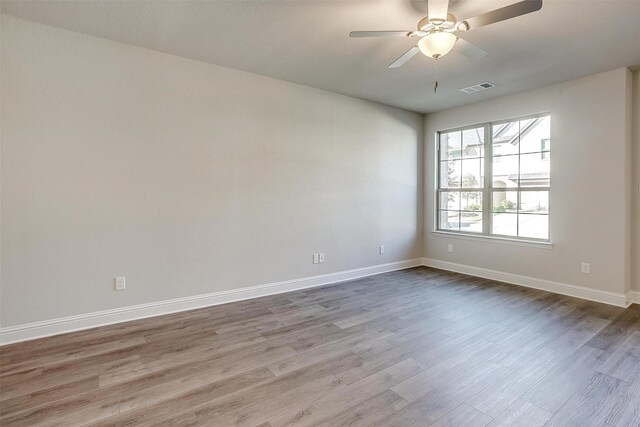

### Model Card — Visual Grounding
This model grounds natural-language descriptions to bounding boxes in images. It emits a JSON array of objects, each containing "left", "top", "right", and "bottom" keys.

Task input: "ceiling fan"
[{"left": 350, "top": 0, "right": 543, "bottom": 68}]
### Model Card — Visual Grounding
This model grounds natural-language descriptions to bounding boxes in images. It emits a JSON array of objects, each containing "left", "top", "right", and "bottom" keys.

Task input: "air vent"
[{"left": 460, "top": 82, "right": 496, "bottom": 94}]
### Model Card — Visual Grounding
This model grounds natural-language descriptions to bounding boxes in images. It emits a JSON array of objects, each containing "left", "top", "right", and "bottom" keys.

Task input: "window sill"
[{"left": 431, "top": 231, "right": 554, "bottom": 249}]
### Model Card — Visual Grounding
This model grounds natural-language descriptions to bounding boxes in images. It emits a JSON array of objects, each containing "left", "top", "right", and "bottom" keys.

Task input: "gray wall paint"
[
  {"left": 1, "top": 14, "right": 637, "bottom": 330},
  {"left": 633, "top": 71, "right": 640, "bottom": 292},
  {"left": 0, "top": 16, "right": 423, "bottom": 327},
  {"left": 423, "top": 68, "right": 633, "bottom": 297}
]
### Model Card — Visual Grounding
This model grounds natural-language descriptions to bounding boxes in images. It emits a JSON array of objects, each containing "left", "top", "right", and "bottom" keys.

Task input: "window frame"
[{"left": 435, "top": 112, "right": 551, "bottom": 243}]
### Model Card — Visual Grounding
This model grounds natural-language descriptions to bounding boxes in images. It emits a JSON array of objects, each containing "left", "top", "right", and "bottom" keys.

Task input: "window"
[{"left": 436, "top": 114, "right": 550, "bottom": 241}]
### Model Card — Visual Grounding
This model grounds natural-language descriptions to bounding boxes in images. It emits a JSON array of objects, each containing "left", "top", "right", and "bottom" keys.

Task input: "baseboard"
[
  {"left": 422, "top": 257, "right": 629, "bottom": 308},
  {"left": 627, "top": 290, "right": 640, "bottom": 305},
  {"left": 0, "top": 258, "right": 423, "bottom": 345},
  {"left": 2, "top": 257, "right": 634, "bottom": 345}
]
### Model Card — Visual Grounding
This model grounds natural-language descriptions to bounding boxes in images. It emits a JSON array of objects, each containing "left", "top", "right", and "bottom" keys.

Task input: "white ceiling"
[{"left": 2, "top": 0, "right": 640, "bottom": 113}]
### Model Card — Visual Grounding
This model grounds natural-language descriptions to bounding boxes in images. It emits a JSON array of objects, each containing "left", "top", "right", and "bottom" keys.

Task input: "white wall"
[
  {"left": 0, "top": 16, "right": 423, "bottom": 328},
  {"left": 424, "top": 68, "right": 633, "bottom": 297},
  {"left": 633, "top": 71, "right": 640, "bottom": 292}
]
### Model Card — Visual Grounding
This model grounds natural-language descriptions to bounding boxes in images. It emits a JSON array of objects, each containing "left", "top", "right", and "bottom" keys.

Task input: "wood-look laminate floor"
[{"left": 1, "top": 267, "right": 640, "bottom": 427}]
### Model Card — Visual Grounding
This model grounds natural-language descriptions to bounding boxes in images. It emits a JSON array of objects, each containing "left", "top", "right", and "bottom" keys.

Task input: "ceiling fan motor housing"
[{"left": 418, "top": 13, "right": 458, "bottom": 32}]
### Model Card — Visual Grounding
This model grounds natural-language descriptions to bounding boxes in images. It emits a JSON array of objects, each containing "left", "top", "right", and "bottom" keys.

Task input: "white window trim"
[
  {"left": 431, "top": 230, "right": 554, "bottom": 249},
  {"left": 434, "top": 112, "right": 551, "bottom": 243}
]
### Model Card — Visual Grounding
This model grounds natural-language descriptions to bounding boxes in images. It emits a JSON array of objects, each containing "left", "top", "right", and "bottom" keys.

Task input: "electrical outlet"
[
  {"left": 319, "top": 253, "right": 325, "bottom": 263},
  {"left": 448, "top": 244, "right": 454, "bottom": 253},
  {"left": 115, "top": 276, "right": 126, "bottom": 291},
  {"left": 379, "top": 245, "right": 385, "bottom": 254},
  {"left": 581, "top": 263, "right": 590, "bottom": 274},
  {"left": 313, "top": 254, "right": 319, "bottom": 264}
]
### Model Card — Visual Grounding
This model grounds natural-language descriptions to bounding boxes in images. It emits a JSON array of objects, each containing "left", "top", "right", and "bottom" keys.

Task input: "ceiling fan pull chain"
[{"left": 435, "top": 59, "right": 439, "bottom": 93}]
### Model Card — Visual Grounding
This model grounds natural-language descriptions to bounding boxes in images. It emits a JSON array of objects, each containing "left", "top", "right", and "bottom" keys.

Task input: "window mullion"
[
  {"left": 436, "top": 133, "right": 441, "bottom": 230},
  {"left": 483, "top": 124, "right": 492, "bottom": 236}
]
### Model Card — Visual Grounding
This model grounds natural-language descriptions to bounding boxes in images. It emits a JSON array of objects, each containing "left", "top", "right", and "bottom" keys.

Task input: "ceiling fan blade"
[
  {"left": 349, "top": 31, "right": 411, "bottom": 38},
  {"left": 428, "top": 0, "right": 450, "bottom": 23},
  {"left": 388, "top": 46, "right": 420, "bottom": 68},
  {"left": 457, "top": 0, "right": 542, "bottom": 31},
  {"left": 455, "top": 36, "right": 488, "bottom": 60}
]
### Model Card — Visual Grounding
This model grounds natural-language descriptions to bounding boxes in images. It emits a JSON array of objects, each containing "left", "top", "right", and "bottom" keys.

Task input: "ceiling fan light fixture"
[{"left": 418, "top": 32, "right": 457, "bottom": 59}]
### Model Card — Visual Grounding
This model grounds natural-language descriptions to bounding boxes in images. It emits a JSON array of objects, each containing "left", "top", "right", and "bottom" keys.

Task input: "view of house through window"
[{"left": 437, "top": 114, "right": 550, "bottom": 241}]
